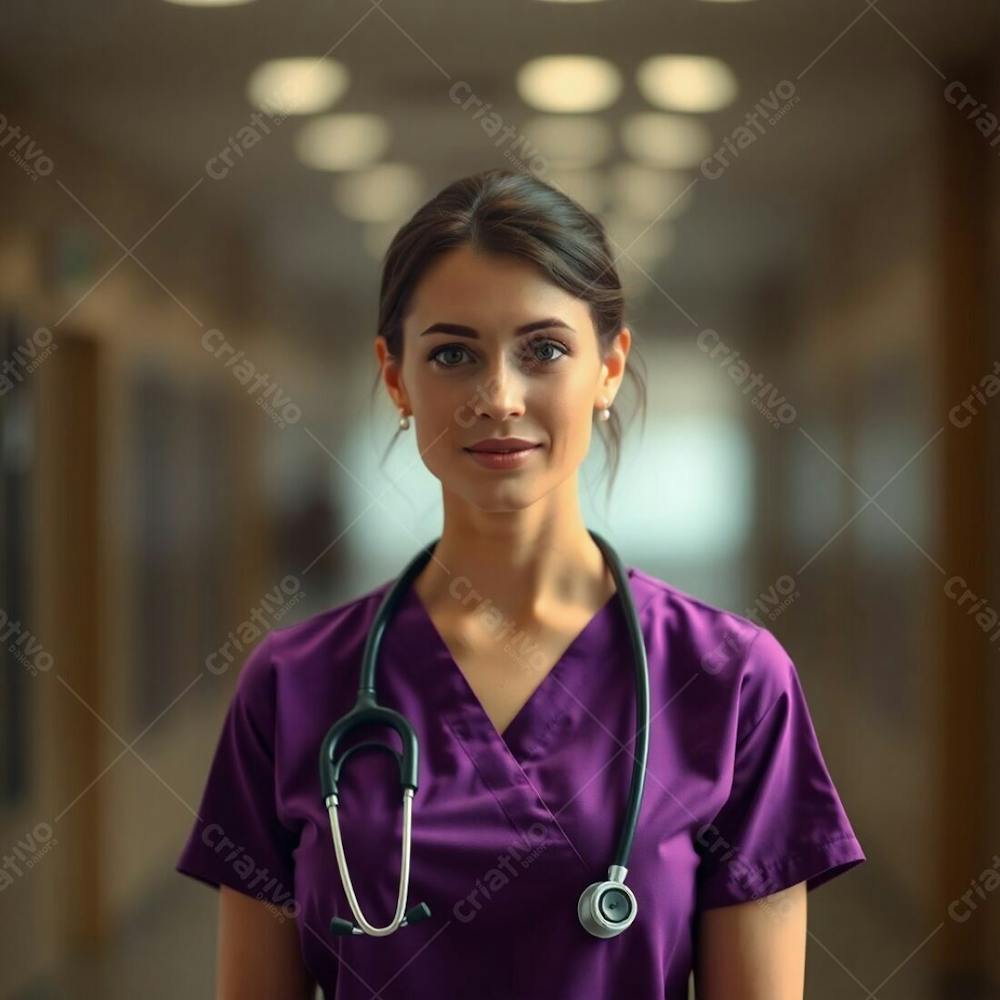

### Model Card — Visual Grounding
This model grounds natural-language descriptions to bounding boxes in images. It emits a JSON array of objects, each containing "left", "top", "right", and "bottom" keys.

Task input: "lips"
[{"left": 464, "top": 438, "right": 541, "bottom": 454}]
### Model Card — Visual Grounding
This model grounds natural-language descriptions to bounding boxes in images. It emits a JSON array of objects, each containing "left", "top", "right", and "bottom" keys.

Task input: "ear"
[
  {"left": 375, "top": 336, "right": 409, "bottom": 411},
  {"left": 596, "top": 327, "right": 631, "bottom": 406}
]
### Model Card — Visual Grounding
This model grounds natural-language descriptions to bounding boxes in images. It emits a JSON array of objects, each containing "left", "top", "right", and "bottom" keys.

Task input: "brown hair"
[{"left": 370, "top": 167, "right": 647, "bottom": 503}]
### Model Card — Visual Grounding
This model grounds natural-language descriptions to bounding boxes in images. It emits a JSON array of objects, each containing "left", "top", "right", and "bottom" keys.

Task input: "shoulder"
[
  {"left": 629, "top": 566, "right": 796, "bottom": 742},
  {"left": 628, "top": 564, "right": 764, "bottom": 659},
  {"left": 232, "top": 578, "right": 395, "bottom": 697},
  {"left": 270, "top": 577, "right": 393, "bottom": 644},
  {"left": 271, "top": 576, "right": 396, "bottom": 661}
]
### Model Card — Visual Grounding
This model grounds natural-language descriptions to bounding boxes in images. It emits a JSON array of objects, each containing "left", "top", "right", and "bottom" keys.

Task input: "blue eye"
[
  {"left": 428, "top": 339, "right": 568, "bottom": 369},
  {"left": 428, "top": 345, "right": 470, "bottom": 367},
  {"left": 529, "top": 339, "right": 568, "bottom": 364}
]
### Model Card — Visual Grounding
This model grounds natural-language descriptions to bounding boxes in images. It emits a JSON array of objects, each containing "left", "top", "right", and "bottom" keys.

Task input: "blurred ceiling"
[{"left": 0, "top": 0, "right": 996, "bottom": 331}]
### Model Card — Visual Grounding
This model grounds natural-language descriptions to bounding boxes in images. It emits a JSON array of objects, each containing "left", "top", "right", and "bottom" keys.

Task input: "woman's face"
[{"left": 376, "top": 244, "right": 628, "bottom": 512}]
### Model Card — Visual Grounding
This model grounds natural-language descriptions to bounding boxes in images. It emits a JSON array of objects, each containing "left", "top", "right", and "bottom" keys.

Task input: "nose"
[{"left": 471, "top": 356, "right": 526, "bottom": 421}]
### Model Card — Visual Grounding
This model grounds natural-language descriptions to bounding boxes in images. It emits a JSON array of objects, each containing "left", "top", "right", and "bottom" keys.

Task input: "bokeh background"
[{"left": 1, "top": 0, "right": 999, "bottom": 997}]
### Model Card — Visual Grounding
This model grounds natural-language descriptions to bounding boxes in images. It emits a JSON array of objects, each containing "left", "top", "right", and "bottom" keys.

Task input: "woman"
[{"left": 177, "top": 168, "right": 865, "bottom": 999}]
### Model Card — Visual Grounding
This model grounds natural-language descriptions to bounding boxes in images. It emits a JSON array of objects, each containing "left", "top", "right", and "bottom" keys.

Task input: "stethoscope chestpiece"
[{"left": 577, "top": 864, "right": 638, "bottom": 938}]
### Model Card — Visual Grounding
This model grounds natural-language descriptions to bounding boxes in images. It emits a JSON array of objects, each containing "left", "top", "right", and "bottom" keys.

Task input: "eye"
[
  {"left": 428, "top": 344, "right": 471, "bottom": 368},
  {"left": 427, "top": 338, "right": 569, "bottom": 370},
  {"left": 526, "top": 338, "right": 568, "bottom": 365}
]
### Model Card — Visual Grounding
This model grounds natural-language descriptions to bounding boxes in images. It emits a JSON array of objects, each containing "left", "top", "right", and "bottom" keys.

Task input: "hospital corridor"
[{"left": 1, "top": 0, "right": 999, "bottom": 997}]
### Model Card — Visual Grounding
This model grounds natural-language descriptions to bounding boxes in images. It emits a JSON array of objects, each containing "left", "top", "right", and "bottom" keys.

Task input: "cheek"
[
  {"left": 542, "top": 385, "right": 595, "bottom": 466},
  {"left": 407, "top": 363, "right": 465, "bottom": 427},
  {"left": 410, "top": 389, "right": 473, "bottom": 481}
]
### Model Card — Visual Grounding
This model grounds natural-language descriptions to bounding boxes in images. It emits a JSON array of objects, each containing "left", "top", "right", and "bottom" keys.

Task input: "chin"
[{"left": 458, "top": 480, "right": 541, "bottom": 513}]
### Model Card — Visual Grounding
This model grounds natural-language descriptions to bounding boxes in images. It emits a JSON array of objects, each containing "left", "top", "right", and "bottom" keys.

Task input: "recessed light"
[
  {"left": 333, "top": 164, "right": 424, "bottom": 223},
  {"left": 621, "top": 112, "right": 713, "bottom": 169},
  {"left": 609, "top": 163, "right": 694, "bottom": 220},
  {"left": 517, "top": 55, "right": 623, "bottom": 113},
  {"left": 637, "top": 55, "right": 737, "bottom": 113},
  {"left": 247, "top": 57, "right": 349, "bottom": 115},
  {"left": 544, "top": 169, "right": 607, "bottom": 214},
  {"left": 162, "top": 0, "right": 256, "bottom": 7},
  {"left": 294, "top": 114, "right": 390, "bottom": 171},
  {"left": 521, "top": 116, "right": 614, "bottom": 168}
]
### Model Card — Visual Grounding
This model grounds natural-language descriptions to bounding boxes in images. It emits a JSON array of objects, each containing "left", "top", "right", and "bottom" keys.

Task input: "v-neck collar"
[{"left": 403, "top": 567, "right": 636, "bottom": 764}]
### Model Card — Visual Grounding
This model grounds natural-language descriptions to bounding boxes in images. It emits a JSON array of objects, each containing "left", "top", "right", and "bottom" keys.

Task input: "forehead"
[{"left": 404, "top": 244, "right": 594, "bottom": 336}]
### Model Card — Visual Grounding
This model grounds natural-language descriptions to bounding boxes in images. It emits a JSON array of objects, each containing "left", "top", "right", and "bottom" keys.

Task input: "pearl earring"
[
  {"left": 598, "top": 400, "right": 611, "bottom": 422},
  {"left": 399, "top": 411, "right": 410, "bottom": 430}
]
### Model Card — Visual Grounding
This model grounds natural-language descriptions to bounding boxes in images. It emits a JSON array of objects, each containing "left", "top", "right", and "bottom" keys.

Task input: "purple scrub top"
[{"left": 177, "top": 565, "right": 866, "bottom": 998}]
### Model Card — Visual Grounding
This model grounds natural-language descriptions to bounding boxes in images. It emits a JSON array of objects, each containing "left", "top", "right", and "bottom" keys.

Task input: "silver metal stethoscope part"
[
  {"left": 326, "top": 788, "right": 415, "bottom": 937},
  {"left": 577, "top": 864, "right": 639, "bottom": 938}
]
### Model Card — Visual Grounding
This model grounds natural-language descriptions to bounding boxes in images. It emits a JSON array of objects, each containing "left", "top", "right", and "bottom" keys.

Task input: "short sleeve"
[
  {"left": 695, "top": 627, "right": 866, "bottom": 910},
  {"left": 175, "top": 632, "right": 298, "bottom": 909}
]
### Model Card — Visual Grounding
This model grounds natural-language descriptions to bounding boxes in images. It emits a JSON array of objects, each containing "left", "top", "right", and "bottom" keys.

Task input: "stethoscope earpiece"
[
  {"left": 577, "top": 865, "right": 639, "bottom": 938},
  {"left": 330, "top": 902, "right": 433, "bottom": 936}
]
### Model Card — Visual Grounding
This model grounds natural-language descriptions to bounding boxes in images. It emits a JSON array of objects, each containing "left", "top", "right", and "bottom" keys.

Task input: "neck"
[{"left": 414, "top": 475, "right": 613, "bottom": 628}]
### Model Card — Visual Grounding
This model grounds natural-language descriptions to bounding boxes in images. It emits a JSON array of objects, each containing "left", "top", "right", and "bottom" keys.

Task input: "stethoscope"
[{"left": 320, "top": 529, "right": 650, "bottom": 939}]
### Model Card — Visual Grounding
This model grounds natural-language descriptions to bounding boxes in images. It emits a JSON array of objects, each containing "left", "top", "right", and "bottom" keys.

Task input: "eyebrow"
[{"left": 418, "top": 317, "right": 575, "bottom": 338}]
